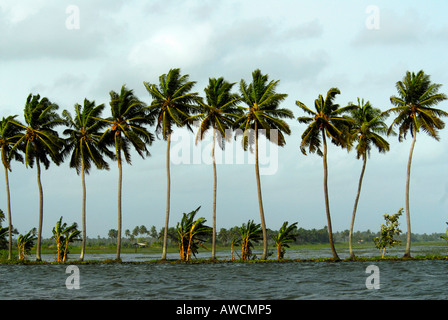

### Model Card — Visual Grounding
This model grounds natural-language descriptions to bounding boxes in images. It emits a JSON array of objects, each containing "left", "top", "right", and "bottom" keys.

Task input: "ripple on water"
[{"left": 1, "top": 259, "right": 447, "bottom": 299}]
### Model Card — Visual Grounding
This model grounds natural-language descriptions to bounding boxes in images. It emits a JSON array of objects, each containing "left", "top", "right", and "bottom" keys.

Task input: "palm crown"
[
  {"left": 144, "top": 68, "right": 199, "bottom": 139},
  {"left": 234, "top": 69, "right": 293, "bottom": 149},
  {"left": 386, "top": 70, "right": 448, "bottom": 141},
  {"left": 63, "top": 99, "right": 115, "bottom": 174}
]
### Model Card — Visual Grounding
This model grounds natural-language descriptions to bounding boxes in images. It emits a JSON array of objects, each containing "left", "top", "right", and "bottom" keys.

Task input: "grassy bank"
[{"left": 1, "top": 241, "right": 447, "bottom": 264}]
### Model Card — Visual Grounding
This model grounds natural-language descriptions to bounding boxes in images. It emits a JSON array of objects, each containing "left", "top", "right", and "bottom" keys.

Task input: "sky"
[{"left": 0, "top": 0, "right": 447, "bottom": 238}]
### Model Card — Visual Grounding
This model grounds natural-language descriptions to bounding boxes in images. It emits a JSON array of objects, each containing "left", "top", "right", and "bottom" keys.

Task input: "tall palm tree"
[
  {"left": 347, "top": 98, "right": 390, "bottom": 258},
  {"left": 98, "top": 85, "right": 154, "bottom": 261},
  {"left": 11, "top": 94, "right": 65, "bottom": 261},
  {"left": 62, "top": 99, "right": 115, "bottom": 261},
  {"left": 0, "top": 116, "right": 24, "bottom": 260},
  {"left": 144, "top": 68, "right": 199, "bottom": 260},
  {"left": 234, "top": 69, "right": 293, "bottom": 260},
  {"left": 384, "top": 70, "right": 447, "bottom": 257},
  {"left": 296, "top": 88, "right": 354, "bottom": 261},
  {"left": 188, "top": 77, "right": 242, "bottom": 260}
]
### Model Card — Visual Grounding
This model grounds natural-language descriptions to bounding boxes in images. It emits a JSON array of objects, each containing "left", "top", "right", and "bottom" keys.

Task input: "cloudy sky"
[{"left": 1, "top": 0, "right": 447, "bottom": 238}]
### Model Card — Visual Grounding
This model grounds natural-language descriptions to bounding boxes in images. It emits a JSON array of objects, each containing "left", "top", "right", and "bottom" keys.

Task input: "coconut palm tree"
[
  {"left": 62, "top": 99, "right": 115, "bottom": 261},
  {"left": 234, "top": 69, "right": 293, "bottom": 260},
  {"left": 347, "top": 98, "right": 391, "bottom": 258},
  {"left": 188, "top": 77, "right": 242, "bottom": 260},
  {"left": 0, "top": 116, "right": 24, "bottom": 260},
  {"left": 384, "top": 70, "right": 448, "bottom": 257},
  {"left": 98, "top": 85, "right": 154, "bottom": 261},
  {"left": 11, "top": 94, "right": 65, "bottom": 261},
  {"left": 144, "top": 68, "right": 199, "bottom": 260},
  {"left": 296, "top": 88, "right": 354, "bottom": 261}
]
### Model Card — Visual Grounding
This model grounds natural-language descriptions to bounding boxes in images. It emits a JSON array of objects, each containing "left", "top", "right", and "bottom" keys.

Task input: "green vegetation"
[
  {"left": 0, "top": 68, "right": 447, "bottom": 264},
  {"left": 373, "top": 209, "right": 403, "bottom": 258}
]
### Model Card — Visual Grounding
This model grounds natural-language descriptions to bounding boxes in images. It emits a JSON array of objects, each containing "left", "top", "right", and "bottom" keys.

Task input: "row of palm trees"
[{"left": 0, "top": 68, "right": 446, "bottom": 262}]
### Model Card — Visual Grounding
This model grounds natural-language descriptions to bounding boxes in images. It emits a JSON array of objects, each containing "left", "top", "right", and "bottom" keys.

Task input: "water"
[{"left": 1, "top": 246, "right": 448, "bottom": 300}]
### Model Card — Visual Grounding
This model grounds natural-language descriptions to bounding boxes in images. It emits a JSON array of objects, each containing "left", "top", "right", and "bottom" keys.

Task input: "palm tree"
[
  {"left": 347, "top": 98, "right": 390, "bottom": 258},
  {"left": 296, "top": 88, "right": 354, "bottom": 261},
  {"left": 98, "top": 85, "right": 154, "bottom": 261},
  {"left": 272, "top": 221, "right": 298, "bottom": 260},
  {"left": 51, "top": 216, "right": 81, "bottom": 262},
  {"left": 240, "top": 220, "right": 263, "bottom": 260},
  {"left": 188, "top": 77, "right": 242, "bottom": 260},
  {"left": 62, "top": 99, "right": 114, "bottom": 261},
  {"left": 144, "top": 68, "right": 199, "bottom": 260},
  {"left": 0, "top": 116, "right": 24, "bottom": 260},
  {"left": 176, "top": 206, "right": 212, "bottom": 261},
  {"left": 234, "top": 69, "right": 293, "bottom": 260},
  {"left": 11, "top": 94, "right": 65, "bottom": 261},
  {"left": 384, "top": 70, "right": 448, "bottom": 257},
  {"left": 17, "top": 228, "right": 37, "bottom": 261}
]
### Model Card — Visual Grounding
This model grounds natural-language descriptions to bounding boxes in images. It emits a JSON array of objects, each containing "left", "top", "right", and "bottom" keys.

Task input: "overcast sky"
[{"left": 1, "top": 0, "right": 447, "bottom": 238}]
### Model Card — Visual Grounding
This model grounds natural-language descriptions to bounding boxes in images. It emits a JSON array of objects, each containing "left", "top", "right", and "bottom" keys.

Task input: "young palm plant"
[
  {"left": 384, "top": 70, "right": 448, "bottom": 257},
  {"left": 188, "top": 77, "right": 242, "bottom": 260},
  {"left": 11, "top": 94, "right": 65, "bottom": 261},
  {"left": 98, "top": 85, "right": 154, "bottom": 261},
  {"left": 240, "top": 220, "right": 263, "bottom": 260},
  {"left": 51, "top": 216, "right": 81, "bottom": 262},
  {"left": 347, "top": 99, "right": 391, "bottom": 258},
  {"left": 0, "top": 116, "right": 24, "bottom": 260},
  {"left": 272, "top": 221, "right": 298, "bottom": 260},
  {"left": 176, "top": 206, "right": 212, "bottom": 261},
  {"left": 234, "top": 69, "right": 293, "bottom": 260},
  {"left": 62, "top": 99, "right": 115, "bottom": 261},
  {"left": 296, "top": 88, "right": 354, "bottom": 261},
  {"left": 17, "top": 228, "right": 37, "bottom": 261},
  {"left": 144, "top": 68, "right": 199, "bottom": 260}
]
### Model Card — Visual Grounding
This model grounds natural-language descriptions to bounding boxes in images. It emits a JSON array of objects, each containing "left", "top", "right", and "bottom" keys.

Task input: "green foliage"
[
  {"left": 240, "top": 220, "right": 263, "bottom": 260},
  {"left": 386, "top": 70, "right": 448, "bottom": 141},
  {"left": 272, "top": 221, "right": 298, "bottom": 260},
  {"left": 176, "top": 207, "right": 212, "bottom": 261},
  {"left": 440, "top": 222, "right": 448, "bottom": 243},
  {"left": 17, "top": 228, "right": 37, "bottom": 261},
  {"left": 373, "top": 209, "right": 403, "bottom": 258},
  {"left": 51, "top": 217, "right": 81, "bottom": 262}
]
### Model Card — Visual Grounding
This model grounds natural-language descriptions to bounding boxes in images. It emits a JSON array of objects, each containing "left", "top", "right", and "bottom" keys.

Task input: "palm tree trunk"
[
  {"left": 79, "top": 160, "right": 86, "bottom": 261},
  {"left": 322, "top": 130, "right": 340, "bottom": 261},
  {"left": 116, "top": 152, "right": 122, "bottom": 261},
  {"left": 4, "top": 165, "right": 12, "bottom": 260},
  {"left": 36, "top": 159, "right": 44, "bottom": 261},
  {"left": 211, "top": 128, "right": 217, "bottom": 260},
  {"left": 349, "top": 156, "right": 367, "bottom": 258},
  {"left": 404, "top": 133, "right": 417, "bottom": 258},
  {"left": 162, "top": 133, "right": 171, "bottom": 260},
  {"left": 254, "top": 126, "right": 268, "bottom": 260}
]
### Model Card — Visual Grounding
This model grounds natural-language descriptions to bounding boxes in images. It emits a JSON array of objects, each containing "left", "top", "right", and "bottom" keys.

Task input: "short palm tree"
[
  {"left": 347, "top": 98, "right": 390, "bottom": 258},
  {"left": 98, "top": 85, "right": 154, "bottom": 261},
  {"left": 384, "top": 70, "right": 448, "bottom": 257},
  {"left": 17, "top": 228, "right": 37, "bottom": 261},
  {"left": 272, "top": 221, "right": 298, "bottom": 260},
  {"left": 296, "top": 88, "right": 354, "bottom": 261},
  {"left": 144, "top": 68, "right": 199, "bottom": 260},
  {"left": 0, "top": 116, "right": 24, "bottom": 260},
  {"left": 234, "top": 69, "right": 293, "bottom": 260},
  {"left": 11, "top": 94, "right": 65, "bottom": 261},
  {"left": 62, "top": 99, "right": 115, "bottom": 261},
  {"left": 188, "top": 77, "right": 242, "bottom": 260},
  {"left": 176, "top": 206, "right": 212, "bottom": 261},
  {"left": 240, "top": 220, "right": 263, "bottom": 260},
  {"left": 51, "top": 216, "right": 81, "bottom": 263}
]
